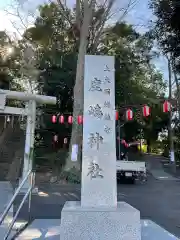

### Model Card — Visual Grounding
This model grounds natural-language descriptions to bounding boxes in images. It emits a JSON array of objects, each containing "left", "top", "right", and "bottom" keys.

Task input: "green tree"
[
  {"left": 150, "top": 0, "right": 180, "bottom": 163},
  {"left": 150, "top": 0, "right": 180, "bottom": 71},
  {"left": 0, "top": 31, "right": 14, "bottom": 90},
  {"left": 101, "top": 22, "right": 167, "bottom": 148},
  {"left": 20, "top": 3, "right": 168, "bottom": 180},
  {"left": 0, "top": 31, "right": 25, "bottom": 92}
]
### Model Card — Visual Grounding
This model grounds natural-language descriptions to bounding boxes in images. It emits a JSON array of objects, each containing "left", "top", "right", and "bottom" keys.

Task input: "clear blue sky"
[{"left": 0, "top": 0, "right": 168, "bottom": 82}]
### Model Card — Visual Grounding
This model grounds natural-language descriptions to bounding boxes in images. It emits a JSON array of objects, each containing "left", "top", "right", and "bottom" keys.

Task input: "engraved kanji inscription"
[
  {"left": 104, "top": 76, "right": 111, "bottom": 83},
  {"left": 88, "top": 132, "right": 103, "bottom": 150},
  {"left": 104, "top": 88, "right": 110, "bottom": 95},
  {"left": 89, "top": 78, "right": 102, "bottom": 92},
  {"left": 88, "top": 104, "right": 103, "bottom": 119},
  {"left": 104, "top": 113, "right": 111, "bottom": 120},
  {"left": 87, "top": 160, "right": 103, "bottom": 179},
  {"left": 104, "top": 65, "right": 110, "bottom": 72},
  {"left": 104, "top": 101, "right": 111, "bottom": 108},
  {"left": 104, "top": 125, "right": 111, "bottom": 134}
]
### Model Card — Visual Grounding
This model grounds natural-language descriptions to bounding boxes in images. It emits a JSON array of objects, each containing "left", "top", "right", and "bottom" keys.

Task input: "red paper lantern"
[
  {"left": 68, "top": 116, "right": 73, "bottom": 124},
  {"left": 54, "top": 135, "right": 58, "bottom": 142},
  {"left": 143, "top": 105, "right": 150, "bottom": 117},
  {"left": 125, "top": 142, "right": 128, "bottom": 148},
  {"left": 115, "top": 111, "right": 119, "bottom": 120},
  {"left": 52, "top": 115, "right": 57, "bottom": 123},
  {"left": 78, "top": 115, "right": 83, "bottom": 124},
  {"left": 121, "top": 139, "right": 128, "bottom": 147},
  {"left": 59, "top": 115, "right": 64, "bottom": 124},
  {"left": 163, "top": 100, "right": 171, "bottom": 113},
  {"left": 126, "top": 109, "right": 133, "bottom": 121}
]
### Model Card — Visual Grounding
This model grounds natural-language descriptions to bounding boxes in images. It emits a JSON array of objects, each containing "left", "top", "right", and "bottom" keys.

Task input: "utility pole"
[
  {"left": 140, "top": 129, "right": 143, "bottom": 154},
  {"left": 116, "top": 121, "right": 121, "bottom": 160},
  {"left": 168, "top": 57, "right": 176, "bottom": 172},
  {"left": 116, "top": 121, "right": 125, "bottom": 160}
]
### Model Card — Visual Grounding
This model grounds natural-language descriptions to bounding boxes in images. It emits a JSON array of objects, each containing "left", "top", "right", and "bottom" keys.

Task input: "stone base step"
[{"left": 15, "top": 219, "right": 179, "bottom": 240}]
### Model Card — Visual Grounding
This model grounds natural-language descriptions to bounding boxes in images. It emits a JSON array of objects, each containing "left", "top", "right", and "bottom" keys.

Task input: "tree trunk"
[
  {"left": 146, "top": 139, "right": 151, "bottom": 153},
  {"left": 64, "top": 0, "right": 95, "bottom": 171},
  {"left": 167, "top": 57, "right": 176, "bottom": 170}
]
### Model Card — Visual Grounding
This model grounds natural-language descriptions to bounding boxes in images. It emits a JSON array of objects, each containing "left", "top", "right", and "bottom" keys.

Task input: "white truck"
[
  {"left": 116, "top": 126, "right": 147, "bottom": 183},
  {"left": 116, "top": 160, "right": 147, "bottom": 184}
]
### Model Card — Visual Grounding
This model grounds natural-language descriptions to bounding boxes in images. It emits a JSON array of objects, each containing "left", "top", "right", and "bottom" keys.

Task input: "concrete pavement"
[
  {"left": 16, "top": 219, "right": 179, "bottom": 239},
  {"left": 144, "top": 154, "right": 179, "bottom": 180},
  {"left": 150, "top": 169, "right": 177, "bottom": 180}
]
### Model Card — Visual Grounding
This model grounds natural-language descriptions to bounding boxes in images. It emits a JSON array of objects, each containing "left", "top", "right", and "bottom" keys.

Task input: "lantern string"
[{"left": 50, "top": 101, "right": 172, "bottom": 124}]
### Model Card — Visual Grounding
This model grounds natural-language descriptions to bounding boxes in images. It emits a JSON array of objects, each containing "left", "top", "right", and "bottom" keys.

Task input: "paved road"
[
  {"left": 13, "top": 155, "right": 180, "bottom": 238},
  {"left": 14, "top": 176, "right": 180, "bottom": 238}
]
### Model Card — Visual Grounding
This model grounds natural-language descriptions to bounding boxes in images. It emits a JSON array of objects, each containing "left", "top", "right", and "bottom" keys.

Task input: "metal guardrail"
[{"left": 0, "top": 169, "right": 35, "bottom": 240}]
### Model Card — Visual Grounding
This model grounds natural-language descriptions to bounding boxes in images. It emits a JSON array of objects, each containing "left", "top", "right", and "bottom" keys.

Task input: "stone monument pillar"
[
  {"left": 60, "top": 55, "right": 141, "bottom": 240},
  {"left": 81, "top": 54, "right": 117, "bottom": 207}
]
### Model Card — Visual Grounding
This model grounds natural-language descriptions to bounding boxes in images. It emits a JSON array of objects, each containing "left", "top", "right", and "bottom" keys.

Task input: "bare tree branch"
[
  {"left": 56, "top": 0, "right": 71, "bottom": 24},
  {"left": 4, "top": 9, "right": 27, "bottom": 33},
  {"left": 118, "top": 0, "right": 138, "bottom": 22},
  {"left": 55, "top": 0, "right": 78, "bottom": 41},
  {"left": 90, "top": 0, "right": 116, "bottom": 53},
  {"left": 9, "top": 19, "right": 23, "bottom": 38},
  {"left": 3, "top": 2, "right": 35, "bottom": 41},
  {"left": 76, "top": 0, "right": 81, "bottom": 29},
  {"left": 3, "top": 1, "right": 40, "bottom": 93},
  {"left": 90, "top": 0, "right": 138, "bottom": 53}
]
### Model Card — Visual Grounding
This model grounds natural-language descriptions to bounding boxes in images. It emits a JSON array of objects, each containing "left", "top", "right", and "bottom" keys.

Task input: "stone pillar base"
[{"left": 60, "top": 201, "right": 141, "bottom": 240}]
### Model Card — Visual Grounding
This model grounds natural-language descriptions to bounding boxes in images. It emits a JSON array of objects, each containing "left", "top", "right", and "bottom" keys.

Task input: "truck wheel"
[
  {"left": 129, "top": 177, "right": 135, "bottom": 184},
  {"left": 117, "top": 178, "right": 121, "bottom": 184}
]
